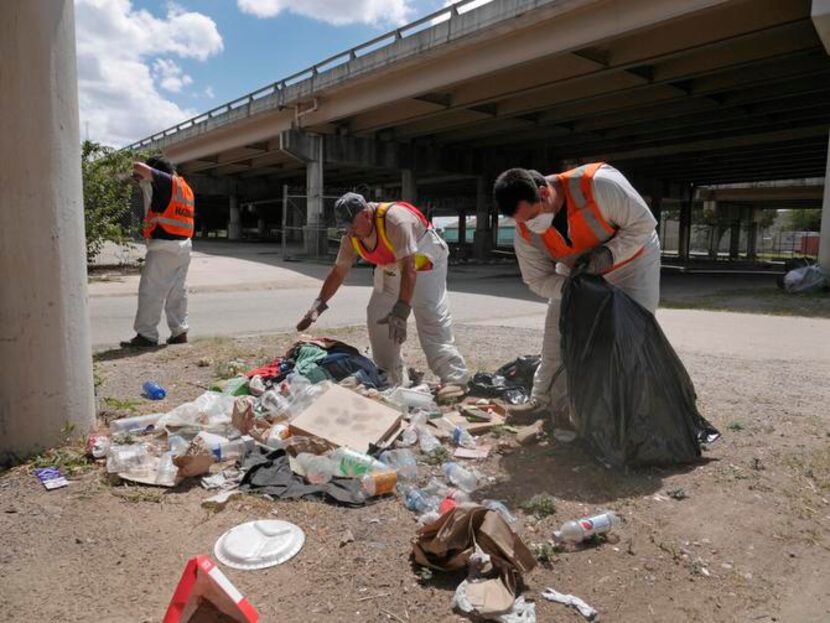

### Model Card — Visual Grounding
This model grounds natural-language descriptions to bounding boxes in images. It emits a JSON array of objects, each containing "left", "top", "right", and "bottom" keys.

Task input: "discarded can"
[{"left": 87, "top": 433, "right": 111, "bottom": 459}]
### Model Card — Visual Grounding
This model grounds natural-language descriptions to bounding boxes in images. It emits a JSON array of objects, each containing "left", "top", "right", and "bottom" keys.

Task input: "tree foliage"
[
  {"left": 81, "top": 140, "right": 148, "bottom": 263},
  {"left": 784, "top": 209, "right": 821, "bottom": 232}
]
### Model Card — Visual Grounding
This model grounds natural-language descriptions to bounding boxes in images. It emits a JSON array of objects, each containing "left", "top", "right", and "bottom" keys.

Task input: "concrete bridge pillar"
[
  {"left": 474, "top": 175, "right": 493, "bottom": 259},
  {"left": 820, "top": 131, "right": 830, "bottom": 271},
  {"left": 679, "top": 193, "right": 693, "bottom": 260},
  {"left": 304, "top": 134, "right": 326, "bottom": 256},
  {"left": 228, "top": 194, "right": 241, "bottom": 240},
  {"left": 0, "top": 0, "right": 95, "bottom": 463},
  {"left": 401, "top": 168, "right": 417, "bottom": 204}
]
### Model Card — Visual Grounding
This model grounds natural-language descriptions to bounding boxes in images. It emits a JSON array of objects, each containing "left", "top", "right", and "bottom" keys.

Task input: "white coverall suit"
[
  {"left": 134, "top": 179, "right": 191, "bottom": 343},
  {"left": 337, "top": 203, "right": 469, "bottom": 386},
  {"left": 514, "top": 165, "right": 661, "bottom": 417}
]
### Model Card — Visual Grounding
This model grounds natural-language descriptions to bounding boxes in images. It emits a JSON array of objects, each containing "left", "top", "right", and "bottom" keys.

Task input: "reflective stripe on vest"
[
  {"left": 143, "top": 175, "right": 195, "bottom": 239},
  {"left": 351, "top": 202, "right": 434, "bottom": 270}
]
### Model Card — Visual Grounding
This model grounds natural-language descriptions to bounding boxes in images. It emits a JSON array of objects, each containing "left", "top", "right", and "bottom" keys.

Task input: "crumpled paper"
[{"left": 541, "top": 587, "right": 598, "bottom": 621}]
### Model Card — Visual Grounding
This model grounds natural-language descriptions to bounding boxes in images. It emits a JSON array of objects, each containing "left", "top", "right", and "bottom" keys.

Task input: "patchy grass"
[
  {"left": 727, "top": 421, "right": 745, "bottom": 432},
  {"left": 422, "top": 446, "right": 451, "bottom": 465},
  {"left": 530, "top": 541, "right": 560, "bottom": 566},
  {"left": 31, "top": 445, "right": 92, "bottom": 477},
  {"left": 660, "top": 287, "right": 830, "bottom": 318},
  {"left": 521, "top": 493, "right": 557, "bottom": 518},
  {"left": 111, "top": 487, "right": 167, "bottom": 504},
  {"left": 103, "top": 397, "right": 141, "bottom": 413}
]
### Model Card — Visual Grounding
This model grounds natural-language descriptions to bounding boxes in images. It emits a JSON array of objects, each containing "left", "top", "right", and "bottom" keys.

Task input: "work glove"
[
  {"left": 377, "top": 301, "right": 411, "bottom": 344},
  {"left": 296, "top": 299, "right": 328, "bottom": 332},
  {"left": 574, "top": 246, "right": 613, "bottom": 275}
]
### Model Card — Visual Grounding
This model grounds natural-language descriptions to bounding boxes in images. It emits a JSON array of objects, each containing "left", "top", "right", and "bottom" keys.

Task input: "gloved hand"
[
  {"left": 296, "top": 299, "right": 328, "bottom": 332},
  {"left": 377, "top": 300, "right": 411, "bottom": 344},
  {"left": 574, "top": 246, "right": 613, "bottom": 275}
]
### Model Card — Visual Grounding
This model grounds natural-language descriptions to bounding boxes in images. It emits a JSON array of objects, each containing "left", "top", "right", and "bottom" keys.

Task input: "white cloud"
[
  {"left": 237, "top": 0, "right": 413, "bottom": 27},
  {"left": 75, "top": 0, "right": 224, "bottom": 147},
  {"left": 153, "top": 58, "right": 193, "bottom": 93},
  {"left": 204, "top": 86, "right": 216, "bottom": 99}
]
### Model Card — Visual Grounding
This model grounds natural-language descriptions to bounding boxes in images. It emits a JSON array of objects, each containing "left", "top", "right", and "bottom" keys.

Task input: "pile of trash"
[{"left": 87, "top": 338, "right": 618, "bottom": 621}]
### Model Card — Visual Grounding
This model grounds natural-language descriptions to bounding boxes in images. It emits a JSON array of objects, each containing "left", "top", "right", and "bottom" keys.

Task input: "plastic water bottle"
[
  {"left": 417, "top": 426, "right": 442, "bottom": 454},
  {"left": 360, "top": 470, "right": 398, "bottom": 497},
  {"left": 399, "top": 485, "right": 439, "bottom": 514},
  {"left": 331, "top": 447, "right": 387, "bottom": 477},
  {"left": 442, "top": 462, "right": 481, "bottom": 493},
  {"left": 210, "top": 435, "right": 255, "bottom": 462},
  {"left": 483, "top": 500, "right": 517, "bottom": 523},
  {"left": 142, "top": 381, "right": 166, "bottom": 400},
  {"left": 379, "top": 449, "right": 417, "bottom": 481},
  {"left": 296, "top": 453, "right": 336, "bottom": 484},
  {"left": 554, "top": 511, "right": 620, "bottom": 544},
  {"left": 105, "top": 443, "right": 151, "bottom": 473},
  {"left": 451, "top": 426, "right": 477, "bottom": 449},
  {"left": 109, "top": 412, "right": 163, "bottom": 434},
  {"left": 421, "top": 477, "right": 471, "bottom": 503},
  {"left": 155, "top": 451, "right": 178, "bottom": 486}
]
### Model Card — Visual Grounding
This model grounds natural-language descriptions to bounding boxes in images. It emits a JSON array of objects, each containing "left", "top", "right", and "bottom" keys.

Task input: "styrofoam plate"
[{"left": 214, "top": 520, "right": 305, "bottom": 570}]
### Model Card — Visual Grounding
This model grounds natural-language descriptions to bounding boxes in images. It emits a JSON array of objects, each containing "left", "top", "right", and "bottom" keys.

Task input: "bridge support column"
[
  {"left": 820, "top": 131, "right": 830, "bottom": 271},
  {"left": 747, "top": 208, "right": 759, "bottom": 261},
  {"left": 228, "top": 194, "right": 241, "bottom": 240},
  {"left": 304, "top": 134, "right": 327, "bottom": 256},
  {"left": 401, "top": 168, "right": 417, "bottom": 204},
  {"left": 474, "top": 176, "right": 492, "bottom": 259},
  {"left": 679, "top": 194, "right": 692, "bottom": 260},
  {"left": 0, "top": 0, "right": 94, "bottom": 464},
  {"left": 729, "top": 208, "right": 741, "bottom": 259}
]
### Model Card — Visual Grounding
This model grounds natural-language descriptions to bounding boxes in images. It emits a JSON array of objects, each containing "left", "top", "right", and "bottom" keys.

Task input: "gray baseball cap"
[{"left": 334, "top": 192, "right": 368, "bottom": 228}]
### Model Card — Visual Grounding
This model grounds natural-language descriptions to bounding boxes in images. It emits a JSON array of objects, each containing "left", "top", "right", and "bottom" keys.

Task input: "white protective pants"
[
  {"left": 134, "top": 238, "right": 192, "bottom": 342},
  {"left": 532, "top": 243, "right": 661, "bottom": 416},
  {"left": 367, "top": 229, "right": 469, "bottom": 386}
]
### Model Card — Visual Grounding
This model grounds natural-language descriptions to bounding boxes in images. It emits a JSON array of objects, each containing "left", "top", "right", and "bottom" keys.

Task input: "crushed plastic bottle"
[
  {"left": 442, "top": 462, "right": 482, "bottom": 493},
  {"left": 106, "top": 443, "right": 151, "bottom": 473},
  {"left": 142, "top": 381, "right": 166, "bottom": 400},
  {"left": 554, "top": 511, "right": 620, "bottom": 544},
  {"left": 167, "top": 434, "right": 188, "bottom": 456},
  {"left": 482, "top": 499, "right": 517, "bottom": 523},
  {"left": 331, "top": 447, "right": 387, "bottom": 477},
  {"left": 209, "top": 435, "right": 255, "bottom": 462},
  {"left": 417, "top": 426, "right": 442, "bottom": 454},
  {"left": 109, "top": 412, "right": 163, "bottom": 435},
  {"left": 261, "top": 389, "right": 291, "bottom": 420},
  {"left": 360, "top": 470, "right": 398, "bottom": 497},
  {"left": 399, "top": 484, "right": 440, "bottom": 514},
  {"left": 155, "top": 451, "right": 178, "bottom": 486},
  {"left": 451, "top": 426, "right": 477, "bottom": 449},
  {"left": 400, "top": 425, "right": 418, "bottom": 447},
  {"left": 379, "top": 449, "right": 417, "bottom": 481},
  {"left": 296, "top": 453, "right": 337, "bottom": 484},
  {"left": 421, "top": 477, "right": 471, "bottom": 503}
]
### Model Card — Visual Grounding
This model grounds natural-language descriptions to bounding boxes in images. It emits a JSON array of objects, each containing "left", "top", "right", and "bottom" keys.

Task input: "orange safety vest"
[
  {"left": 516, "top": 162, "right": 644, "bottom": 273},
  {"left": 143, "top": 175, "right": 195, "bottom": 239},
  {"left": 351, "top": 202, "right": 434, "bottom": 271}
]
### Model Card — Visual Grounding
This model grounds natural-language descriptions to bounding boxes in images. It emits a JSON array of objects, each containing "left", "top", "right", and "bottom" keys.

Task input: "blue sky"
[{"left": 75, "top": 0, "right": 488, "bottom": 146}]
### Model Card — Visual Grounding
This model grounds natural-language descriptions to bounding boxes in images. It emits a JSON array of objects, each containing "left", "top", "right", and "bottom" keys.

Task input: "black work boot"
[
  {"left": 119, "top": 334, "right": 158, "bottom": 348},
  {"left": 166, "top": 332, "right": 188, "bottom": 345}
]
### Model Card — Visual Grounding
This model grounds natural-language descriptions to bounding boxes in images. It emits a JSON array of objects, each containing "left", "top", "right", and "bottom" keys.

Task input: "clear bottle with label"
[
  {"left": 554, "top": 511, "right": 620, "bottom": 544},
  {"left": 331, "top": 447, "right": 387, "bottom": 477},
  {"left": 360, "top": 470, "right": 398, "bottom": 497}
]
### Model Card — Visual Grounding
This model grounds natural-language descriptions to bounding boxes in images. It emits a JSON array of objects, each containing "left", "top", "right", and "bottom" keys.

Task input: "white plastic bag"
[
  {"left": 155, "top": 391, "right": 235, "bottom": 433},
  {"left": 784, "top": 264, "right": 827, "bottom": 293}
]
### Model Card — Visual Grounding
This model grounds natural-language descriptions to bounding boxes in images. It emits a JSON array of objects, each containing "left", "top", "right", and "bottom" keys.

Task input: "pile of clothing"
[{"left": 246, "top": 337, "right": 388, "bottom": 389}]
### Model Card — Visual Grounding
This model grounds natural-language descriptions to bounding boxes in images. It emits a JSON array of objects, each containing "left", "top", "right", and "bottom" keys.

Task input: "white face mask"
[{"left": 525, "top": 211, "right": 553, "bottom": 234}]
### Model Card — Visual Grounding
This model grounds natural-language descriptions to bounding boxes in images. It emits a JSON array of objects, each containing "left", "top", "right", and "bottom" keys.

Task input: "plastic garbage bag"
[
  {"left": 496, "top": 356, "right": 540, "bottom": 391},
  {"left": 155, "top": 391, "right": 235, "bottom": 435},
  {"left": 783, "top": 264, "right": 828, "bottom": 293},
  {"left": 468, "top": 355, "right": 540, "bottom": 405},
  {"left": 560, "top": 274, "right": 720, "bottom": 467}
]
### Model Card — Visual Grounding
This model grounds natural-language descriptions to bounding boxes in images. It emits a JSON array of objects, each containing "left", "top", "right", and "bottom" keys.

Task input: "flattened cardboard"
[{"left": 288, "top": 384, "right": 402, "bottom": 453}]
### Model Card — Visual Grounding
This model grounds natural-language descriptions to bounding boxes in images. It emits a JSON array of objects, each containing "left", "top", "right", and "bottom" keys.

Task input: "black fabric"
[
  {"left": 149, "top": 170, "right": 189, "bottom": 240},
  {"left": 561, "top": 274, "right": 720, "bottom": 467},
  {"left": 239, "top": 447, "right": 367, "bottom": 506},
  {"left": 551, "top": 201, "right": 572, "bottom": 246}
]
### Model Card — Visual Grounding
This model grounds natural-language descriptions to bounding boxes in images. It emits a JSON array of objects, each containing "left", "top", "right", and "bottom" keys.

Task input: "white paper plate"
[{"left": 214, "top": 520, "right": 305, "bottom": 570}]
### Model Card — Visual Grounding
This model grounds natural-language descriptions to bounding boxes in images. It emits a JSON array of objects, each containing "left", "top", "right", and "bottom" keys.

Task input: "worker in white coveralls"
[
  {"left": 120, "top": 156, "right": 194, "bottom": 348},
  {"left": 493, "top": 163, "right": 660, "bottom": 423},
  {"left": 297, "top": 192, "right": 469, "bottom": 388}
]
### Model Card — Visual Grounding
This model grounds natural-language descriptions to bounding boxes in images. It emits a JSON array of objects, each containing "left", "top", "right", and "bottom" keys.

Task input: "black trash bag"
[
  {"left": 496, "top": 355, "right": 541, "bottom": 390},
  {"left": 468, "top": 372, "right": 531, "bottom": 405},
  {"left": 561, "top": 274, "right": 720, "bottom": 468}
]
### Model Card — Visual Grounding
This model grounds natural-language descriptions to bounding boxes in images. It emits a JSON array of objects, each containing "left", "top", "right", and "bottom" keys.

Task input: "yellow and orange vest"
[{"left": 350, "top": 202, "right": 434, "bottom": 270}]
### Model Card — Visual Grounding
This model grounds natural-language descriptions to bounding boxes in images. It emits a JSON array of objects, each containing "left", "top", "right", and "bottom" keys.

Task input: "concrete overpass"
[{"left": 128, "top": 0, "right": 830, "bottom": 265}]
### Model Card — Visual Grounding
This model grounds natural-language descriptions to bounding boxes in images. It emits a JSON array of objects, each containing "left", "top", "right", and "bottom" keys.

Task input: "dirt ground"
[{"left": 1, "top": 322, "right": 829, "bottom": 623}]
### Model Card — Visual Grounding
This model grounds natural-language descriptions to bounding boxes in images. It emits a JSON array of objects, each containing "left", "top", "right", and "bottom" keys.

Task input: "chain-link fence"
[{"left": 279, "top": 185, "right": 362, "bottom": 261}]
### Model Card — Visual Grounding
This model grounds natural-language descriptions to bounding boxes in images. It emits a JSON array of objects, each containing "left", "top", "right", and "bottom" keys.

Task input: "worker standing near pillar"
[
  {"left": 120, "top": 156, "right": 195, "bottom": 347},
  {"left": 493, "top": 163, "right": 661, "bottom": 423},
  {"left": 297, "top": 192, "right": 469, "bottom": 388}
]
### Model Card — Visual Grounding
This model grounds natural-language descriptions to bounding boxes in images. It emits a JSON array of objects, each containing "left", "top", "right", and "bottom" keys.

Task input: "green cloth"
[{"left": 294, "top": 344, "right": 328, "bottom": 375}]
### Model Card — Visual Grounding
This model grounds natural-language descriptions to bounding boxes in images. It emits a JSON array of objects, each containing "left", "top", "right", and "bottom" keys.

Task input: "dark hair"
[
  {"left": 145, "top": 155, "right": 175, "bottom": 174},
  {"left": 493, "top": 168, "right": 547, "bottom": 217}
]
